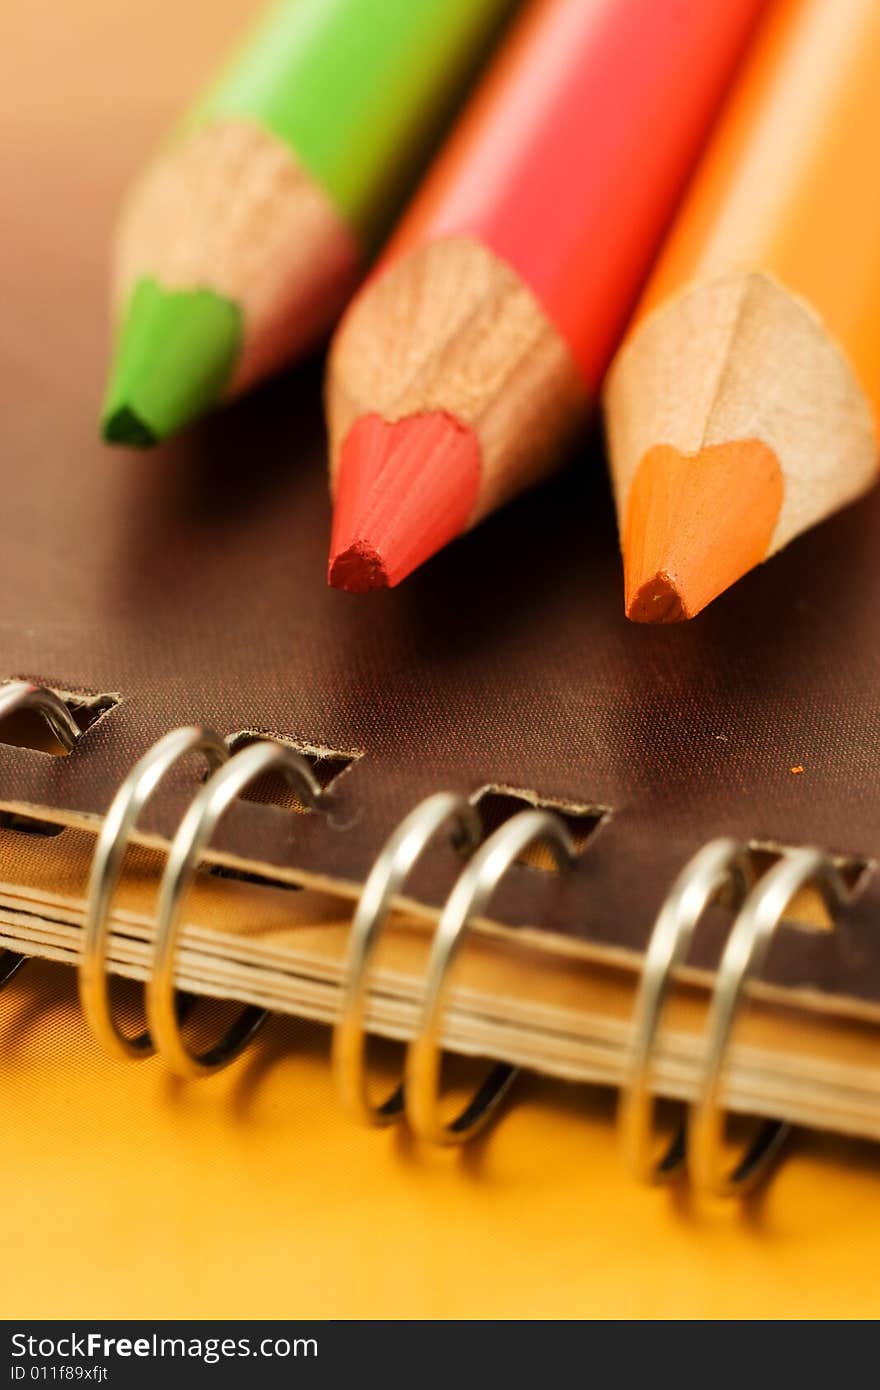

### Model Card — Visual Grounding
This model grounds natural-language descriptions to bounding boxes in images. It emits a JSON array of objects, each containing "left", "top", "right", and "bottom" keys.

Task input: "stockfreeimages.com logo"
[{"left": 10, "top": 1332, "right": 317, "bottom": 1366}]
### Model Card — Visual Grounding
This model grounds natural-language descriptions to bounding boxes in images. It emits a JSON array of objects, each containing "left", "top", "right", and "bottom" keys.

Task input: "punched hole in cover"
[
  {"left": 0, "top": 682, "right": 121, "bottom": 756},
  {"left": 746, "top": 839, "right": 872, "bottom": 930},
  {"left": 223, "top": 730, "right": 362, "bottom": 811},
  {"left": 470, "top": 784, "right": 610, "bottom": 872}
]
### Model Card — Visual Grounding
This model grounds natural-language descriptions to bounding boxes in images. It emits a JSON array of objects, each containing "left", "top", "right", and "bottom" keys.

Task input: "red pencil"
[{"left": 326, "top": 0, "right": 767, "bottom": 591}]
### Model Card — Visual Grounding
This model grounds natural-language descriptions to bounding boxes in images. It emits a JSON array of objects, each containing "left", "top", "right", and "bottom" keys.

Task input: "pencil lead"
[
  {"left": 101, "top": 404, "right": 157, "bottom": 449},
  {"left": 626, "top": 571, "right": 687, "bottom": 624},
  {"left": 622, "top": 441, "right": 784, "bottom": 623},
  {"left": 328, "top": 541, "right": 388, "bottom": 593},
  {"left": 101, "top": 278, "right": 241, "bottom": 446},
  {"left": 328, "top": 411, "right": 481, "bottom": 592}
]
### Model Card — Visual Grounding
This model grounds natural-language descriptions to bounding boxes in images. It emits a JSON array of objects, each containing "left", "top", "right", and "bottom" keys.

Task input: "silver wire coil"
[
  {"left": 0, "top": 699, "right": 852, "bottom": 1195},
  {"left": 0, "top": 680, "right": 80, "bottom": 754},
  {"left": 77, "top": 726, "right": 323, "bottom": 1078},
  {"left": 403, "top": 808, "right": 576, "bottom": 1145},
  {"left": 618, "top": 837, "right": 756, "bottom": 1184},
  {"left": 333, "top": 797, "right": 576, "bottom": 1141},
  {"left": 79, "top": 725, "right": 229, "bottom": 1060},
  {"left": 332, "top": 791, "right": 482, "bottom": 1127},
  {"left": 687, "top": 847, "right": 848, "bottom": 1197},
  {"left": 619, "top": 838, "right": 851, "bottom": 1197},
  {"left": 147, "top": 738, "right": 323, "bottom": 1079},
  {"left": 0, "top": 682, "right": 81, "bottom": 990}
]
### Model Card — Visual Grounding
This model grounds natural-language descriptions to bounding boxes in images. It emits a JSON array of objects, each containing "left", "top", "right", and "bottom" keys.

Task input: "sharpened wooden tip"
[
  {"left": 623, "top": 440, "right": 784, "bottom": 622},
  {"left": 109, "top": 120, "right": 362, "bottom": 435},
  {"left": 325, "top": 238, "right": 588, "bottom": 582},
  {"left": 606, "top": 272, "right": 879, "bottom": 621},
  {"left": 328, "top": 411, "right": 481, "bottom": 593}
]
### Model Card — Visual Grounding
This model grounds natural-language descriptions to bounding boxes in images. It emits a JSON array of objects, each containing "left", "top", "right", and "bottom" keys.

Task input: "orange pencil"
[
  {"left": 326, "top": 0, "right": 765, "bottom": 592},
  {"left": 605, "top": 0, "right": 880, "bottom": 623}
]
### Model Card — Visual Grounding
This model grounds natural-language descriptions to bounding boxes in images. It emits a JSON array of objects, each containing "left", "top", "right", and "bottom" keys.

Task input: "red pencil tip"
[
  {"left": 327, "top": 540, "right": 388, "bottom": 593},
  {"left": 328, "top": 411, "right": 481, "bottom": 592}
]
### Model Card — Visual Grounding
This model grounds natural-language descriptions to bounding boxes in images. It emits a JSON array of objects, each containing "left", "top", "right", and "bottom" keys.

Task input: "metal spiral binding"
[
  {"left": 0, "top": 680, "right": 80, "bottom": 754},
  {"left": 333, "top": 798, "right": 575, "bottom": 1140},
  {"left": 618, "top": 838, "right": 851, "bottom": 1198},
  {"left": 147, "top": 739, "right": 323, "bottom": 1079},
  {"left": 618, "top": 838, "right": 756, "bottom": 1185},
  {"left": 0, "top": 683, "right": 80, "bottom": 990},
  {"left": 78, "top": 726, "right": 324, "bottom": 1079},
  {"left": 76, "top": 744, "right": 573, "bottom": 1137},
  {"left": 0, "top": 693, "right": 854, "bottom": 1195},
  {"left": 332, "top": 791, "right": 482, "bottom": 1127},
  {"left": 686, "top": 847, "right": 849, "bottom": 1197},
  {"left": 335, "top": 799, "right": 851, "bottom": 1191},
  {"left": 404, "top": 808, "right": 576, "bottom": 1145},
  {"left": 79, "top": 726, "right": 229, "bottom": 1060}
]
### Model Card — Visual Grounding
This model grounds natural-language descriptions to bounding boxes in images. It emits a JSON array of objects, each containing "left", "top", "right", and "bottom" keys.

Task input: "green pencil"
[{"left": 102, "top": 0, "right": 514, "bottom": 447}]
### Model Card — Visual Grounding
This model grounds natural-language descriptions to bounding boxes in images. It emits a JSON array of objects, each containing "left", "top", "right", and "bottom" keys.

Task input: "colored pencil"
[
  {"left": 326, "top": 0, "right": 766, "bottom": 592},
  {"left": 605, "top": 0, "right": 880, "bottom": 623},
  {"left": 102, "top": 0, "right": 513, "bottom": 447}
]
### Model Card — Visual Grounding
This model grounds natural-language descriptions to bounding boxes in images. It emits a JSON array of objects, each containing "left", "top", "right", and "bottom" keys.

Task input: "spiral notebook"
[{"left": 4, "top": 0, "right": 880, "bottom": 1165}]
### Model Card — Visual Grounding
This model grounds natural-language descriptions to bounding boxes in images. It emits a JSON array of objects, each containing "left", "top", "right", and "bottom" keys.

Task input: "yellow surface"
[{"left": 3, "top": 958, "right": 879, "bottom": 1319}]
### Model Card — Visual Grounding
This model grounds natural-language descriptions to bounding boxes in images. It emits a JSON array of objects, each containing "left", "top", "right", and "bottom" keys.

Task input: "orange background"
[{"left": 3, "top": 957, "right": 880, "bottom": 1319}]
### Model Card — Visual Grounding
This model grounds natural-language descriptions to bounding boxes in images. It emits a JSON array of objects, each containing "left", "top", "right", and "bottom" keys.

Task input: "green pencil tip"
[
  {"left": 101, "top": 405, "right": 157, "bottom": 448},
  {"left": 101, "top": 277, "right": 242, "bottom": 446}
]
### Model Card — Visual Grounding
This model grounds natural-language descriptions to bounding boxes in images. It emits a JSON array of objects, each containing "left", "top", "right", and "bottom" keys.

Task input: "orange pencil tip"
[
  {"left": 625, "top": 571, "right": 688, "bottom": 624},
  {"left": 622, "top": 441, "right": 784, "bottom": 623},
  {"left": 327, "top": 411, "right": 481, "bottom": 593}
]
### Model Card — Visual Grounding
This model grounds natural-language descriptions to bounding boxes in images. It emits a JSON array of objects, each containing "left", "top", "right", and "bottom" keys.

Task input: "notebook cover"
[{"left": 3, "top": 0, "right": 880, "bottom": 1007}]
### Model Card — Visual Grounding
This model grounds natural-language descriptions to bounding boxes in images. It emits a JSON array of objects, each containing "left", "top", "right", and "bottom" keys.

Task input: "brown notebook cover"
[{"left": 3, "top": 0, "right": 880, "bottom": 1018}]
